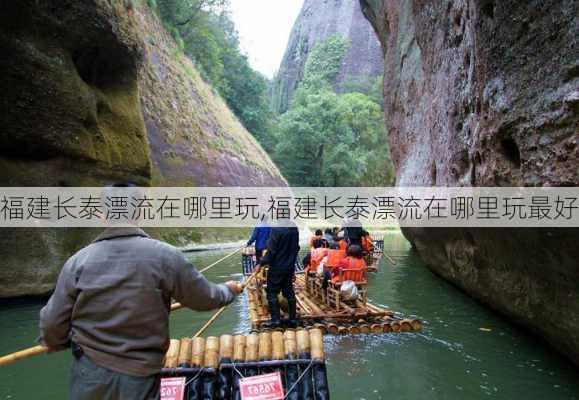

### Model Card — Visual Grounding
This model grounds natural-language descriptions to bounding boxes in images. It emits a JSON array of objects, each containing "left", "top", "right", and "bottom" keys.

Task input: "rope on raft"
[{"left": 0, "top": 245, "right": 247, "bottom": 367}]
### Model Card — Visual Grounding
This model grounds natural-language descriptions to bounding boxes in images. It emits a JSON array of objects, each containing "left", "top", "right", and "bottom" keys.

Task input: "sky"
[{"left": 229, "top": 0, "right": 304, "bottom": 79}]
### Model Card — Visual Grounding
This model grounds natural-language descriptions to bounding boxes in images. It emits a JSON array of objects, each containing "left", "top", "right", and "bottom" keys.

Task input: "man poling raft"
[
  {"left": 1, "top": 183, "right": 245, "bottom": 400},
  {"left": 162, "top": 328, "right": 330, "bottom": 400},
  {"left": 253, "top": 220, "right": 301, "bottom": 330}
]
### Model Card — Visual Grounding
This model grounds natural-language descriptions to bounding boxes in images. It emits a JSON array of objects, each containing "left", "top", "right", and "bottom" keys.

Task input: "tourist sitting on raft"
[
  {"left": 323, "top": 228, "right": 335, "bottom": 247},
  {"left": 303, "top": 237, "right": 329, "bottom": 274},
  {"left": 330, "top": 244, "right": 367, "bottom": 284},
  {"left": 319, "top": 243, "right": 347, "bottom": 289},
  {"left": 308, "top": 229, "right": 326, "bottom": 248}
]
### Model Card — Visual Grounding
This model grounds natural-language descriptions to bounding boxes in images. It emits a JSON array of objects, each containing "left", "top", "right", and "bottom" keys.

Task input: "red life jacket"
[
  {"left": 325, "top": 249, "right": 346, "bottom": 269},
  {"left": 332, "top": 256, "right": 367, "bottom": 284}
]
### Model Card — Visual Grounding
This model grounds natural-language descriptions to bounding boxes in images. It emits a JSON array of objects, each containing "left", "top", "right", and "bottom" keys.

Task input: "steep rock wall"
[
  {"left": 134, "top": 6, "right": 285, "bottom": 186},
  {"left": 360, "top": 0, "right": 579, "bottom": 364},
  {"left": 0, "top": 0, "right": 285, "bottom": 297},
  {"left": 272, "top": 0, "right": 384, "bottom": 113}
]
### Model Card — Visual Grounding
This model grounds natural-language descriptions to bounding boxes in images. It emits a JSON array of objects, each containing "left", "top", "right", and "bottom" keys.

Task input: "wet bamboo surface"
[{"left": 164, "top": 329, "right": 326, "bottom": 369}]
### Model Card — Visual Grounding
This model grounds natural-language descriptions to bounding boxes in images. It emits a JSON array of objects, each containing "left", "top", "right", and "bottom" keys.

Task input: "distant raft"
[
  {"left": 162, "top": 328, "right": 330, "bottom": 400},
  {"left": 247, "top": 274, "right": 421, "bottom": 334}
]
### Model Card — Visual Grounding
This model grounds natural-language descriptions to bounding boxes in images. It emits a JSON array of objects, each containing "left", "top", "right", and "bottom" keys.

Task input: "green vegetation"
[
  {"left": 272, "top": 35, "right": 394, "bottom": 186},
  {"left": 151, "top": 0, "right": 273, "bottom": 147},
  {"left": 150, "top": 2, "right": 393, "bottom": 186}
]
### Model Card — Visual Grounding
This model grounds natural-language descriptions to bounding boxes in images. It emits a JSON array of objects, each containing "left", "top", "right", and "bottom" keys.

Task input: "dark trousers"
[
  {"left": 266, "top": 269, "right": 296, "bottom": 322},
  {"left": 71, "top": 353, "right": 160, "bottom": 400},
  {"left": 348, "top": 237, "right": 362, "bottom": 247}
]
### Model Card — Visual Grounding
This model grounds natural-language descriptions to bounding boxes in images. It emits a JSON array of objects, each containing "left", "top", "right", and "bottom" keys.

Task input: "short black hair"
[
  {"left": 324, "top": 228, "right": 332, "bottom": 234},
  {"left": 315, "top": 229, "right": 323, "bottom": 236},
  {"left": 347, "top": 244, "right": 363, "bottom": 258}
]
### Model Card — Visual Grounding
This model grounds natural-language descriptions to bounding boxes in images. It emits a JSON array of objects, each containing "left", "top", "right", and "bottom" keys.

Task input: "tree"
[
  {"left": 274, "top": 35, "right": 394, "bottom": 186},
  {"left": 154, "top": 0, "right": 275, "bottom": 149}
]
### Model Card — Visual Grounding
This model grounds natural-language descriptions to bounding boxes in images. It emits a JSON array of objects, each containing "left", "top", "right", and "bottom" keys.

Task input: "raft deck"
[{"left": 246, "top": 272, "right": 421, "bottom": 334}]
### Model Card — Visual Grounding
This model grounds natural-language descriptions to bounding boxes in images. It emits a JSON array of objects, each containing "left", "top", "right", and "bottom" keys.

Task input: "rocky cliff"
[
  {"left": 0, "top": 0, "right": 285, "bottom": 297},
  {"left": 272, "top": 0, "right": 384, "bottom": 113},
  {"left": 360, "top": 0, "right": 579, "bottom": 364}
]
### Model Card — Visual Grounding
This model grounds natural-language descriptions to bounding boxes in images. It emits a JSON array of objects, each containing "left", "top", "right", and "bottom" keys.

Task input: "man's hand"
[{"left": 225, "top": 281, "right": 243, "bottom": 295}]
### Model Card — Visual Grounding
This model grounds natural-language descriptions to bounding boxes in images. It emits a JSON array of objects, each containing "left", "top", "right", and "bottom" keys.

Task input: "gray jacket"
[{"left": 39, "top": 227, "right": 236, "bottom": 377}]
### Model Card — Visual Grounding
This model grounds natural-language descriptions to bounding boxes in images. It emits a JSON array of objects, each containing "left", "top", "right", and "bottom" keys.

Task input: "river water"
[{"left": 1, "top": 231, "right": 577, "bottom": 399}]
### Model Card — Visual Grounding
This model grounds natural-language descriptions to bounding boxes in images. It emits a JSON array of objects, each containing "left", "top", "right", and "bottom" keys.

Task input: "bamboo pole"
[
  {"left": 258, "top": 332, "right": 272, "bottom": 361},
  {"left": 204, "top": 337, "right": 220, "bottom": 368},
  {"left": 191, "top": 337, "right": 206, "bottom": 367},
  {"left": 399, "top": 319, "right": 412, "bottom": 332},
  {"left": 0, "top": 345, "right": 49, "bottom": 367},
  {"left": 233, "top": 335, "right": 246, "bottom": 362},
  {"left": 349, "top": 325, "right": 361, "bottom": 335},
  {"left": 359, "top": 324, "right": 371, "bottom": 334},
  {"left": 245, "top": 333, "right": 259, "bottom": 362},
  {"left": 309, "top": 329, "right": 324, "bottom": 361},
  {"left": 313, "top": 323, "right": 327, "bottom": 335},
  {"left": 177, "top": 338, "right": 192, "bottom": 367},
  {"left": 337, "top": 326, "right": 348, "bottom": 335},
  {"left": 381, "top": 321, "right": 392, "bottom": 332},
  {"left": 194, "top": 306, "right": 227, "bottom": 338},
  {"left": 164, "top": 339, "right": 181, "bottom": 368},
  {"left": 326, "top": 323, "right": 339, "bottom": 335},
  {"left": 409, "top": 318, "right": 422, "bottom": 331},
  {"left": 283, "top": 330, "right": 297, "bottom": 359},
  {"left": 296, "top": 329, "right": 310, "bottom": 357},
  {"left": 271, "top": 331, "right": 285, "bottom": 360},
  {"left": 219, "top": 335, "right": 234, "bottom": 361}
]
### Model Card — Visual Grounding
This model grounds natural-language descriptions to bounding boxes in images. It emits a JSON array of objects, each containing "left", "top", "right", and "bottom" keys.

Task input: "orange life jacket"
[
  {"left": 361, "top": 234, "right": 374, "bottom": 252},
  {"left": 310, "top": 248, "right": 328, "bottom": 271},
  {"left": 332, "top": 256, "right": 367, "bottom": 284},
  {"left": 325, "top": 249, "right": 346, "bottom": 268}
]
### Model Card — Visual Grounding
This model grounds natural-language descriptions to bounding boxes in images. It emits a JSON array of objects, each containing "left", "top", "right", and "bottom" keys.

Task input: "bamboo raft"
[
  {"left": 162, "top": 328, "right": 330, "bottom": 400},
  {"left": 244, "top": 263, "right": 421, "bottom": 334},
  {"left": 246, "top": 274, "right": 421, "bottom": 333}
]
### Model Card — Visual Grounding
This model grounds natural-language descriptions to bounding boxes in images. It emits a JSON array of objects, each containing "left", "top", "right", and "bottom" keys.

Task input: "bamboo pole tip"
[
  {"left": 219, "top": 335, "right": 234, "bottom": 359},
  {"left": 164, "top": 339, "right": 181, "bottom": 368},
  {"left": 410, "top": 319, "right": 423, "bottom": 331},
  {"left": 177, "top": 338, "right": 192, "bottom": 366}
]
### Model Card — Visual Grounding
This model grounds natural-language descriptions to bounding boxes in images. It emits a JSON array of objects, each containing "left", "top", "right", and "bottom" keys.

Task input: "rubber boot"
[
  {"left": 263, "top": 292, "right": 282, "bottom": 329},
  {"left": 284, "top": 297, "right": 298, "bottom": 328}
]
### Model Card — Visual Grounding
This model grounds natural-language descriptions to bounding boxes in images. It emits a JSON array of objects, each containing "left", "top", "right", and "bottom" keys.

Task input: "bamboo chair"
[{"left": 326, "top": 268, "right": 368, "bottom": 311}]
